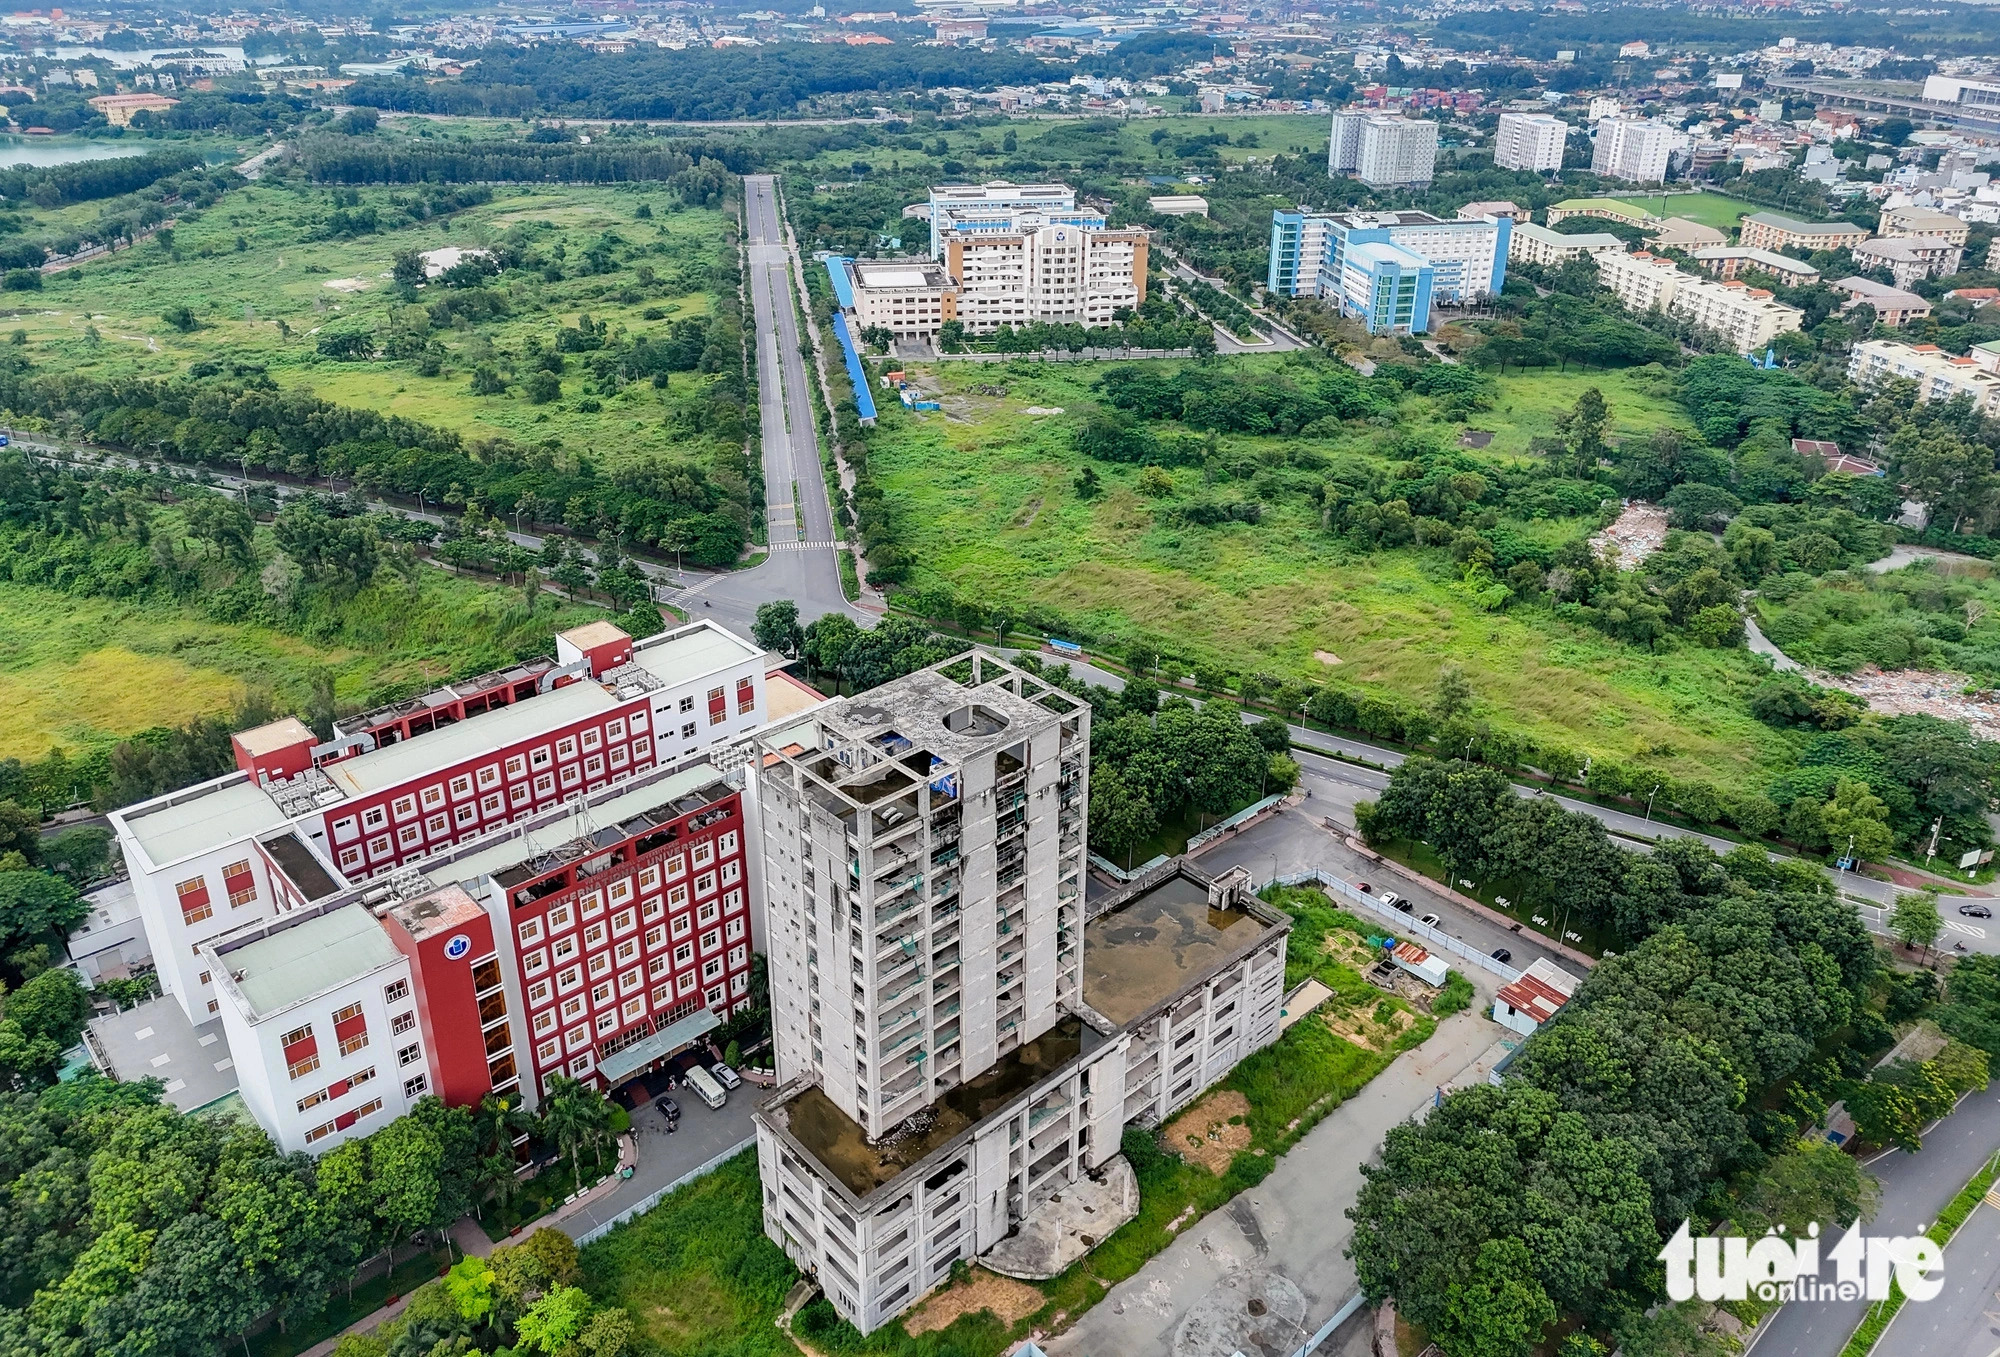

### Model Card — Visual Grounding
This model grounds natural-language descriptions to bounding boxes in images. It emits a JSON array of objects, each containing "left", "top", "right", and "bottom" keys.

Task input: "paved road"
[
  {"left": 1875, "top": 1185, "right": 2000, "bottom": 1357},
  {"left": 1750, "top": 1081, "right": 2000, "bottom": 1357},
  {"left": 1048, "top": 995, "right": 1512, "bottom": 1357},
  {"left": 662, "top": 175, "right": 867, "bottom": 640}
]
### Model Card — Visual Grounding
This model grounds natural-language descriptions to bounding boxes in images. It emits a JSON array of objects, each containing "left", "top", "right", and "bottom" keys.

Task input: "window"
[
  {"left": 339, "top": 846, "right": 361, "bottom": 871},
  {"left": 590, "top": 980, "right": 613, "bottom": 1006},
  {"left": 505, "top": 753, "right": 526, "bottom": 778},
  {"left": 682, "top": 722, "right": 697, "bottom": 739},
  {"left": 392, "top": 1011, "right": 417, "bottom": 1036},
  {"left": 726, "top": 917, "right": 746, "bottom": 942},
  {"left": 619, "top": 966, "right": 643, "bottom": 993},
  {"left": 523, "top": 948, "right": 548, "bottom": 976},
  {"left": 398, "top": 1042, "right": 423, "bottom": 1068},
  {"left": 696, "top": 872, "right": 718, "bottom": 899},
  {"left": 531, "top": 745, "right": 552, "bottom": 769},
  {"left": 537, "top": 1038, "right": 560, "bottom": 1063},
  {"left": 176, "top": 877, "right": 212, "bottom": 925},
  {"left": 557, "top": 736, "right": 577, "bottom": 759},
  {"left": 289, "top": 1054, "right": 321, "bottom": 1081},
  {"left": 728, "top": 944, "right": 747, "bottom": 968},
  {"left": 222, "top": 860, "right": 257, "bottom": 908},
  {"left": 652, "top": 982, "right": 675, "bottom": 1006},
  {"left": 297, "top": 1087, "right": 327, "bottom": 1113},
  {"left": 305, "top": 1120, "right": 338, "bottom": 1145},
  {"left": 339, "top": 1031, "right": 370, "bottom": 1057},
  {"left": 674, "top": 942, "right": 694, "bottom": 966},
  {"left": 208, "top": 998, "right": 220, "bottom": 1013},
  {"left": 534, "top": 1010, "right": 556, "bottom": 1034},
  {"left": 699, "top": 901, "right": 719, "bottom": 926},
  {"left": 679, "top": 973, "right": 699, "bottom": 995},
  {"left": 671, "top": 913, "right": 692, "bottom": 938},
  {"left": 562, "top": 995, "right": 586, "bottom": 1020},
  {"left": 553, "top": 936, "right": 577, "bottom": 962},
  {"left": 693, "top": 840, "right": 714, "bottom": 867},
  {"left": 637, "top": 864, "right": 660, "bottom": 891},
  {"left": 422, "top": 784, "right": 446, "bottom": 809},
  {"left": 454, "top": 804, "right": 477, "bottom": 827},
  {"left": 480, "top": 793, "right": 503, "bottom": 818},
  {"left": 332, "top": 1001, "right": 363, "bottom": 1025},
  {"left": 556, "top": 964, "right": 582, "bottom": 992},
  {"left": 578, "top": 890, "right": 604, "bottom": 919},
  {"left": 648, "top": 955, "right": 668, "bottom": 978},
  {"left": 404, "top": 1073, "right": 429, "bottom": 1099},
  {"left": 612, "top": 907, "right": 635, "bottom": 935},
  {"left": 719, "top": 830, "right": 740, "bottom": 855},
  {"left": 615, "top": 938, "right": 638, "bottom": 965},
  {"left": 588, "top": 953, "right": 610, "bottom": 978},
  {"left": 621, "top": 996, "right": 645, "bottom": 1022},
  {"left": 679, "top": 695, "right": 695, "bottom": 713},
  {"left": 450, "top": 775, "right": 472, "bottom": 798},
  {"left": 584, "top": 755, "right": 604, "bottom": 778},
  {"left": 707, "top": 686, "right": 727, "bottom": 725},
  {"left": 703, "top": 958, "right": 723, "bottom": 981},
  {"left": 350, "top": 1065, "right": 375, "bottom": 1089},
  {"left": 644, "top": 925, "right": 665, "bottom": 949},
  {"left": 583, "top": 922, "right": 606, "bottom": 949},
  {"left": 398, "top": 824, "right": 422, "bottom": 848},
  {"left": 548, "top": 903, "right": 573, "bottom": 932},
  {"left": 511, "top": 783, "right": 532, "bottom": 806},
  {"left": 665, "top": 853, "right": 687, "bottom": 879},
  {"left": 721, "top": 860, "right": 741, "bottom": 887},
  {"left": 363, "top": 806, "right": 387, "bottom": 830},
  {"left": 528, "top": 979, "right": 551, "bottom": 1006},
  {"left": 560, "top": 764, "right": 581, "bottom": 788},
  {"left": 281, "top": 1023, "right": 314, "bottom": 1048},
  {"left": 706, "top": 986, "right": 725, "bottom": 1008},
  {"left": 198, "top": 970, "right": 211, "bottom": 985},
  {"left": 425, "top": 813, "right": 450, "bottom": 838},
  {"left": 534, "top": 773, "right": 555, "bottom": 797},
  {"left": 332, "top": 815, "right": 358, "bottom": 843},
  {"left": 518, "top": 917, "right": 543, "bottom": 946},
  {"left": 609, "top": 745, "right": 629, "bottom": 769},
  {"left": 725, "top": 887, "right": 744, "bottom": 913},
  {"left": 581, "top": 727, "right": 601, "bottom": 751},
  {"left": 594, "top": 1011, "right": 618, "bottom": 1035}
]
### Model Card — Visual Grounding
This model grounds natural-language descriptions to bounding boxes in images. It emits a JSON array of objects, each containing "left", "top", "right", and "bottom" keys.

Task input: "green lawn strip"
[
  {"left": 582, "top": 892, "right": 1420, "bottom": 1356},
  {"left": 1836, "top": 1148, "right": 2000, "bottom": 1357},
  {"left": 250, "top": 1247, "right": 454, "bottom": 1357},
  {"left": 839, "top": 547, "right": 862, "bottom": 601},
  {"left": 480, "top": 1144, "right": 621, "bottom": 1243}
]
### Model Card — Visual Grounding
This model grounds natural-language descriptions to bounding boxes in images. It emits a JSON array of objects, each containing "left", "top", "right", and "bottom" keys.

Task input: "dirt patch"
[
  {"left": 321, "top": 277, "right": 371, "bottom": 292},
  {"left": 1163, "top": 1089, "right": 1253, "bottom": 1175},
  {"left": 903, "top": 1267, "right": 1046, "bottom": 1336},
  {"left": 1314, "top": 650, "right": 1343, "bottom": 666},
  {"left": 1458, "top": 429, "right": 1494, "bottom": 448},
  {"left": 1016, "top": 496, "right": 1044, "bottom": 529},
  {"left": 1813, "top": 664, "right": 2000, "bottom": 742},
  {"left": 1323, "top": 1000, "right": 1416, "bottom": 1052},
  {"left": 1590, "top": 500, "right": 1668, "bottom": 569}
]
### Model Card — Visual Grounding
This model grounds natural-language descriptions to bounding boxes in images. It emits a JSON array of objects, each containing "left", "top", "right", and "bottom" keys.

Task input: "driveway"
[{"left": 1048, "top": 1003, "right": 1511, "bottom": 1357}]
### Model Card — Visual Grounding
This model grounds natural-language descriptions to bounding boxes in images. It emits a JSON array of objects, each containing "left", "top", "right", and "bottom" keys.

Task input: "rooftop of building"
[
  {"left": 629, "top": 620, "right": 767, "bottom": 688},
  {"left": 263, "top": 831, "right": 343, "bottom": 901},
  {"left": 1496, "top": 958, "right": 1581, "bottom": 1025},
  {"left": 1550, "top": 197, "right": 1661, "bottom": 221},
  {"left": 380, "top": 880, "right": 487, "bottom": 945},
  {"left": 119, "top": 776, "right": 289, "bottom": 870},
  {"left": 930, "top": 181, "right": 1074, "bottom": 203},
  {"left": 1648, "top": 217, "right": 1727, "bottom": 244},
  {"left": 215, "top": 903, "right": 403, "bottom": 1021},
  {"left": 1080, "top": 869, "right": 1288, "bottom": 1027},
  {"left": 1884, "top": 205, "right": 1966, "bottom": 227},
  {"left": 766, "top": 668, "right": 830, "bottom": 722},
  {"left": 440, "top": 760, "right": 732, "bottom": 895},
  {"left": 559, "top": 620, "right": 633, "bottom": 652},
  {"left": 773, "top": 1015, "right": 1087, "bottom": 1199},
  {"left": 87, "top": 995, "right": 239, "bottom": 1113},
  {"left": 333, "top": 659, "right": 560, "bottom": 740},
  {"left": 235, "top": 716, "right": 316, "bottom": 757},
  {"left": 324, "top": 678, "right": 621, "bottom": 799},
  {"left": 1856, "top": 237, "right": 1947, "bottom": 258},
  {"left": 1693, "top": 244, "right": 1820, "bottom": 270},
  {"left": 1515, "top": 221, "right": 1623, "bottom": 248},
  {"left": 851, "top": 259, "right": 954, "bottom": 289},
  {"left": 1743, "top": 210, "right": 1869, "bottom": 234},
  {"left": 1832, "top": 276, "right": 1931, "bottom": 306},
  {"left": 1346, "top": 238, "right": 1433, "bottom": 269}
]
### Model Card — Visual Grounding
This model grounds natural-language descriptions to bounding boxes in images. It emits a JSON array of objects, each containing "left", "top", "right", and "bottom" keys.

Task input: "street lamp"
[{"left": 1644, "top": 783, "right": 1661, "bottom": 824}]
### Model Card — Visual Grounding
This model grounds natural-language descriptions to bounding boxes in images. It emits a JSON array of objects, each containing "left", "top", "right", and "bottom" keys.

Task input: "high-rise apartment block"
[
  {"left": 1591, "top": 118, "right": 1675, "bottom": 183},
  {"left": 1493, "top": 112, "right": 1568, "bottom": 172},
  {"left": 752, "top": 655, "right": 1291, "bottom": 1333},
  {"left": 1330, "top": 110, "right": 1438, "bottom": 186},
  {"left": 1269, "top": 209, "right": 1509, "bottom": 334},
  {"left": 100, "top": 619, "right": 775, "bottom": 1153}
]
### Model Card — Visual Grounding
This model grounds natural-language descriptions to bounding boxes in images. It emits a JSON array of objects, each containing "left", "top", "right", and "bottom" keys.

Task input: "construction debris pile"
[{"left": 1589, "top": 501, "right": 1669, "bottom": 569}]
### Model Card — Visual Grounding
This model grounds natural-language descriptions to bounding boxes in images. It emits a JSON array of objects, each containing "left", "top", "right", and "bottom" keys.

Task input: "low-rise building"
[
  {"left": 1146, "top": 194, "right": 1209, "bottom": 217},
  {"left": 1457, "top": 200, "right": 1525, "bottom": 221},
  {"left": 1691, "top": 246, "right": 1822, "bottom": 284},
  {"left": 1509, "top": 221, "right": 1625, "bottom": 268},
  {"left": 1595, "top": 248, "right": 1686, "bottom": 314},
  {"left": 87, "top": 92, "right": 178, "bottom": 125},
  {"left": 1881, "top": 205, "right": 1971, "bottom": 249},
  {"left": 1546, "top": 198, "right": 1656, "bottom": 228},
  {"left": 1853, "top": 236, "right": 1961, "bottom": 289},
  {"left": 1831, "top": 276, "right": 1933, "bottom": 326},
  {"left": 1738, "top": 211, "right": 1871, "bottom": 254},
  {"left": 848, "top": 260, "right": 957, "bottom": 339},
  {"left": 1597, "top": 250, "right": 1802, "bottom": 352},
  {"left": 1848, "top": 339, "right": 2000, "bottom": 416},
  {"left": 1645, "top": 217, "right": 1728, "bottom": 250},
  {"left": 1492, "top": 959, "right": 1581, "bottom": 1037}
]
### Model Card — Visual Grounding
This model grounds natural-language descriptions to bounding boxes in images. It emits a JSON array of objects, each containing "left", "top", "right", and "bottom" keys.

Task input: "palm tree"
[
  {"left": 476, "top": 1150, "right": 523, "bottom": 1222},
  {"left": 539, "top": 1078, "right": 607, "bottom": 1193}
]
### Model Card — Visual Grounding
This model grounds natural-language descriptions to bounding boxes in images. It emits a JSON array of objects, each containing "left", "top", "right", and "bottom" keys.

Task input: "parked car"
[
  {"left": 1419, "top": 913, "right": 1442, "bottom": 928},
  {"left": 1357, "top": 882, "right": 1373, "bottom": 894},
  {"left": 711, "top": 1062, "right": 742, "bottom": 1090},
  {"left": 1960, "top": 904, "right": 1993, "bottom": 919},
  {"left": 684, "top": 1066, "right": 727, "bottom": 1109},
  {"left": 657, "top": 1095, "right": 680, "bottom": 1121},
  {"left": 1380, "top": 892, "right": 1409, "bottom": 912},
  {"left": 1491, "top": 948, "right": 1512, "bottom": 964}
]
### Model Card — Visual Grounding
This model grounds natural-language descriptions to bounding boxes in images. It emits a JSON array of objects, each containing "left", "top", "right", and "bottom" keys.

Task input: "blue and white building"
[
  {"left": 1267, "top": 209, "right": 1510, "bottom": 334},
  {"left": 925, "top": 182, "right": 1101, "bottom": 258}
]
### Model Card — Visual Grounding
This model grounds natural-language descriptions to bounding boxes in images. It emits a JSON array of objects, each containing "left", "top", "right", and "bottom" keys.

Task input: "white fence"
[
  {"left": 1276, "top": 869, "right": 1524, "bottom": 984},
  {"left": 570, "top": 1135, "right": 755, "bottom": 1246}
]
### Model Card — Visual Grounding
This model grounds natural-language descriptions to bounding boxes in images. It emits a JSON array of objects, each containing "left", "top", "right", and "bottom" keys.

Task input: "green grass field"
[
  {"left": 1606, "top": 189, "right": 1757, "bottom": 233},
  {"left": 865, "top": 356, "right": 1799, "bottom": 795},
  {"left": 12, "top": 180, "right": 733, "bottom": 467},
  {"left": 0, "top": 559, "right": 608, "bottom": 762}
]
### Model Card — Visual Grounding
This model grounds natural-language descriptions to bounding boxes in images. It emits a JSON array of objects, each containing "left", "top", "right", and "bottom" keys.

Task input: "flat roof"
[
  {"left": 854, "top": 264, "right": 946, "bottom": 288},
  {"left": 324, "top": 679, "right": 620, "bottom": 798},
  {"left": 222, "top": 905, "right": 402, "bottom": 1019},
  {"left": 559, "top": 620, "right": 633, "bottom": 651},
  {"left": 631, "top": 624, "right": 764, "bottom": 689},
  {"left": 443, "top": 761, "right": 727, "bottom": 887},
  {"left": 1745, "top": 211, "right": 1867, "bottom": 234},
  {"left": 88, "top": 995, "right": 240, "bottom": 1112},
  {"left": 778, "top": 1015, "right": 1084, "bottom": 1198},
  {"left": 235, "top": 716, "right": 315, "bottom": 757},
  {"left": 1081, "top": 873, "right": 1281, "bottom": 1026},
  {"left": 767, "top": 668, "right": 828, "bottom": 722},
  {"left": 123, "top": 777, "right": 287, "bottom": 868}
]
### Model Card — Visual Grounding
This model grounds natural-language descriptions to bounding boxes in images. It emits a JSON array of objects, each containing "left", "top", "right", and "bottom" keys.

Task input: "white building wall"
[
  {"left": 1592, "top": 118, "right": 1673, "bottom": 182},
  {"left": 1494, "top": 112, "right": 1567, "bottom": 172}
]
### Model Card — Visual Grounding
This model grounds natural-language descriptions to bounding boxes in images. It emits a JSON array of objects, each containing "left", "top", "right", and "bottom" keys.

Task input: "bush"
[
  {"left": 1434, "top": 970, "right": 1476, "bottom": 1017},
  {"left": 2, "top": 269, "right": 42, "bottom": 291}
]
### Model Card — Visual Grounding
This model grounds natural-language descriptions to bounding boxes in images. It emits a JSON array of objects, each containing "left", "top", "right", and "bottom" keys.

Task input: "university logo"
[
  {"left": 443, "top": 934, "right": 472, "bottom": 961},
  {"left": 1658, "top": 1221, "right": 1943, "bottom": 1304}
]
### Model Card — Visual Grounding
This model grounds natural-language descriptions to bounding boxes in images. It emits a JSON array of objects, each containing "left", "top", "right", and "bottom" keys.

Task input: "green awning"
[{"left": 598, "top": 1008, "right": 723, "bottom": 1086}]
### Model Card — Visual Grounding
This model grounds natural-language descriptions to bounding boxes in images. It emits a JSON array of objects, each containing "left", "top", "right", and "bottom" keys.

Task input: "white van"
[{"left": 685, "top": 1065, "right": 727, "bottom": 1109}]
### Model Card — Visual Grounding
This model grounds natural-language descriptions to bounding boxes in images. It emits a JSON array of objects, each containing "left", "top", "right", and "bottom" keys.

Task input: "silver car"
[{"left": 710, "top": 1062, "right": 742, "bottom": 1090}]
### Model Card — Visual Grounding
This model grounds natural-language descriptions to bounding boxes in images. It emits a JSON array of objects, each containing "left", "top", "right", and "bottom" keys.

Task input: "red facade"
[
  {"left": 504, "top": 790, "right": 750, "bottom": 1093},
  {"left": 325, "top": 699, "right": 657, "bottom": 881},
  {"left": 390, "top": 907, "right": 504, "bottom": 1107}
]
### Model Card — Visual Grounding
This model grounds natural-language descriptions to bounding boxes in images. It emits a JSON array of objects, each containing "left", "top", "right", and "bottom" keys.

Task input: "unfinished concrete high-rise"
[{"left": 750, "top": 653, "right": 1292, "bottom": 1333}]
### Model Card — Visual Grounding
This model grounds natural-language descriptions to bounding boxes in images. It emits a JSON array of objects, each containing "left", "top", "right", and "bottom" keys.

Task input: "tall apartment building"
[
  {"left": 1331, "top": 110, "right": 1438, "bottom": 185},
  {"left": 941, "top": 220, "right": 1148, "bottom": 333},
  {"left": 925, "top": 183, "right": 1100, "bottom": 258},
  {"left": 1596, "top": 249, "right": 1802, "bottom": 352},
  {"left": 1737, "top": 212, "right": 1871, "bottom": 254},
  {"left": 1493, "top": 111, "right": 1568, "bottom": 172},
  {"left": 99, "top": 619, "right": 777, "bottom": 1151},
  {"left": 1849, "top": 339, "right": 2000, "bottom": 416},
  {"left": 752, "top": 655, "right": 1290, "bottom": 1333},
  {"left": 1269, "top": 208, "right": 1509, "bottom": 333},
  {"left": 1591, "top": 118, "right": 1675, "bottom": 183}
]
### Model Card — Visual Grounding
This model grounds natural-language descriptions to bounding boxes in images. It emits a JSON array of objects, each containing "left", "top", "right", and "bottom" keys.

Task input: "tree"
[
  {"left": 539, "top": 1077, "right": 611, "bottom": 1192},
  {"left": 1088, "top": 763, "right": 1157, "bottom": 869},
  {"left": 752, "top": 599, "right": 804, "bottom": 657},
  {"left": 1820, "top": 779, "right": 1894, "bottom": 863},
  {"left": 0, "top": 869, "right": 86, "bottom": 956},
  {"left": 1432, "top": 666, "right": 1473, "bottom": 722},
  {"left": 443, "top": 1254, "right": 495, "bottom": 1323},
  {"left": 1552, "top": 387, "right": 1611, "bottom": 477},
  {"left": 1889, "top": 890, "right": 1943, "bottom": 960},
  {"left": 517, "top": 1284, "right": 593, "bottom": 1354},
  {"left": 1432, "top": 1238, "right": 1557, "bottom": 1357}
]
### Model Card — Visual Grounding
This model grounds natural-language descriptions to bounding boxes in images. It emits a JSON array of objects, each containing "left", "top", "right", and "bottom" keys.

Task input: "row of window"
[
  {"left": 527, "top": 937, "right": 753, "bottom": 1051},
  {"left": 174, "top": 857, "right": 258, "bottom": 925},
  {"left": 303, "top": 1097, "right": 385, "bottom": 1145},
  {"left": 514, "top": 829, "right": 739, "bottom": 947},
  {"left": 533, "top": 977, "right": 755, "bottom": 1083},
  {"left": 522, "top": 885, "right": 746, "bottom": 1005}
]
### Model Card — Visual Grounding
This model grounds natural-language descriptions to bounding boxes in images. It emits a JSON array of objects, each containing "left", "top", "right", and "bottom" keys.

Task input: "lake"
[{"left": 0, "top": 141, "right": 151, "bottom": 170}]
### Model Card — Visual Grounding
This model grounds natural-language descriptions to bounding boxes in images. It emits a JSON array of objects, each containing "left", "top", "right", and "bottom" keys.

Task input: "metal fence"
[
  {"left": 570, "top": 1135, "right": 755, "bottom": 1246},
  {"left": 1276, "top": 870, "right": 1524, "bottom": 984}
]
